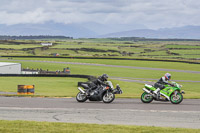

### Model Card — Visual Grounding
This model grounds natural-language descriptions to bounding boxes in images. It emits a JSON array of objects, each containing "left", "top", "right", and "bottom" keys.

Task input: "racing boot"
[
  {"left": 85, "top": 89, "right": 91, "bottom": 96},
  {"left": 153, "top": 88, "right": 160, "bottom": 99}
]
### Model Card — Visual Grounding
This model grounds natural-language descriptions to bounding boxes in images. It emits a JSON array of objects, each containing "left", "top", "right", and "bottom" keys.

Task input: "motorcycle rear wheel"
[
  {"left": 76, "top": 92, "right": 87, "bottom": 102},
  {"left": 102, "top": 92, "right": 115, "bottom": 103},
  {"left": 170, "top": 92, "right": 183, "bottom": 104},
  {"left": 141, "top": 92, "right": 153, "bottom": 103}
]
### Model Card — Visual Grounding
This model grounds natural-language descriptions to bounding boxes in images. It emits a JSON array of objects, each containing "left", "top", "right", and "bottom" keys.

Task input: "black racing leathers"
[
  {"left": 86, "top": 78, "right": 106, "bottom": 95},
  {"left": 90, "top": 78, "right": 106, "bottom": 90}
]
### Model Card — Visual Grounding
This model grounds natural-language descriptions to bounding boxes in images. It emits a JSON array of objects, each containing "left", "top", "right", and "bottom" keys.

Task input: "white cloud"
[
  {"left": 0, "top": 8, "right": 49, "bottom": 25},
  {"left": 0, "top": 0, "right": 200, "bottom": 29}
]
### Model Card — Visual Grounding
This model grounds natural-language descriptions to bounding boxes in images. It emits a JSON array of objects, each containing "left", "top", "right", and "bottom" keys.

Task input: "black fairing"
[
  {"left": 81, "top": 84, "right": 90, "bottom": 89},
  {"left": 88, "top": 88, "right": 107, "bottom": 101}
]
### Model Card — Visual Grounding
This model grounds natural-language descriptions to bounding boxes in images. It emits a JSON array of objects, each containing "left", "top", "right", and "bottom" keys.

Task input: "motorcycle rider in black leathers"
[
  {"left": 86, "top": 74, "right": 109, "bottom": 96},
  {"left": 154, "top": 73, "right": 174, "bottom": 98}
]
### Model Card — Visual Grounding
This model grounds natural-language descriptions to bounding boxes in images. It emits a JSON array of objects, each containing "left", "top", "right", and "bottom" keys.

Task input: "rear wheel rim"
[{"left": 77, "top": 93, "right": 86, "bottom": 100}]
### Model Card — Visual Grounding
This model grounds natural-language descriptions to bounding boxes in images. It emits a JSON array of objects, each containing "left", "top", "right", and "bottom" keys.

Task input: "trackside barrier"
[
  {"left": 27, "top": 85, "right": 35, "bottom": 95},
  {"left": 17, "top": 85, "right": 34, "bottom": 95},
  {"left": 0, "top": 74, "right": 95, "bottom": 79}
]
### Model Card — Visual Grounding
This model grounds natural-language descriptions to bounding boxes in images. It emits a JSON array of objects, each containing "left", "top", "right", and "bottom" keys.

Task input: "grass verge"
[{"left": 0, "top": 120, "right": 199, "bottom": 133}]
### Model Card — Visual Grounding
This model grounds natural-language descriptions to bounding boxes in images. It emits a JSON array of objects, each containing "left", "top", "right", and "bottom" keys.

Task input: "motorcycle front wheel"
[
  {"left": 76, "top": 92, "right": 88, "bottom": 102},
  {"left": 141, "top": 92, "right": 153, "bottom": 103},
  {"left": 102, "top": 92, "right": 115, "bottom": 103},
  {"left": 170, "top": 92, "right": 183, "bottom": 104}
]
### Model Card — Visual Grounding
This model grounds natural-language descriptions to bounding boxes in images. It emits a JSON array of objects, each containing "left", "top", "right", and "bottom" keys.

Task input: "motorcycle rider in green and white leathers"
[{"left": 154, "top": 73, "right": 174, "bottom": 98}]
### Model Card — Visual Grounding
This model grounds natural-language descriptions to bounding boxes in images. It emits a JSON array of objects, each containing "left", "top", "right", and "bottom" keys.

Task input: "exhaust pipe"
[
  {"left": 143, "top": 88, "right": 170, "bottom": 101},
  {"left": 143, "top": 88, "right": 151, "bottom": 93},
  {"left": 78, "top": 87, "right": 85, "bottom": 94}
]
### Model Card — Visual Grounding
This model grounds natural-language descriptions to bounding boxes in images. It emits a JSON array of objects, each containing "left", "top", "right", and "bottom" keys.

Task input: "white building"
[
  {"left": 0, "top": 62, "right": 21, "bottom": 74},
  {"left": 21, "top": 71, "right": 38, "bottom": 74},
  {"left": 41, "top": 42, "right": 53, "bottom": 46}
]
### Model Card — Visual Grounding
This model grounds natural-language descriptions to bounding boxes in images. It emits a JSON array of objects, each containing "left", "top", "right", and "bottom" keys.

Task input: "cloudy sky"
[{"left": 0, "top": 0, "right": 200, "bottom": 29}]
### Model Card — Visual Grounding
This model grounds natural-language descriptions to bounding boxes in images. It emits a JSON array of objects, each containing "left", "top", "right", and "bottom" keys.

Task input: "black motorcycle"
[{"left": 76, "top": 81, "right": 122, "bottom": 103}]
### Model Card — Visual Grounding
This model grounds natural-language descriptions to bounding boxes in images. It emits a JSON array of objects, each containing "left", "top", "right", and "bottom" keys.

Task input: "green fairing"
[
  {"left": 162, "top": 86, "right": 181, "bottom": 97},
  {"left": 145, "top": 82, "right": 181, "bottom": 96},
  {"left": 142, "top": 82, "right": 184, "bottom": 104}
]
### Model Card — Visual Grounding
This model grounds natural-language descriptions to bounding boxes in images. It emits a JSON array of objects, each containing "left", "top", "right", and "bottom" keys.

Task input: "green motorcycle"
[{"left": 141, "top": 82, "right": 185, "bottom": 104}]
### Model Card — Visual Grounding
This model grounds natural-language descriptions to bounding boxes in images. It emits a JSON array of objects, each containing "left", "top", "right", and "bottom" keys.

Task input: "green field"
[
  {"left": 0, "top": 44, "right": 42, "bottom": 49},
  {"left": 2, "top": 57, "right": 200, "bottom": 71},
  {"left": 0, "top": 120, "right": 199, "bottom": 133},
  {"left": 0, "top": 39, "right": 200, "bottom": 61},
  {"left": 166, "top": 44, "right": 200, "bottom": 49}
]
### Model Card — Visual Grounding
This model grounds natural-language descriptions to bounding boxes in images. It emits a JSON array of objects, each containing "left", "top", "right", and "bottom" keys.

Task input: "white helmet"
[{"left": 165, "top": 73, "right": 171, "bottom": 80}]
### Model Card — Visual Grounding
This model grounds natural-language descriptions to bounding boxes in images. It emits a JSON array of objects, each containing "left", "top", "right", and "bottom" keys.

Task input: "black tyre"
[
  {"left": 102, "top": 92, "right": 115, "bottom": 103},
  {"left": 141, "top": 92, "right": 153, "bottom": 103},
  {"left": 170, "top": 92, "right": 183, "bottom": 104},
  {"left": 76, "top": 92, "right": 87, "bottom": 102}
]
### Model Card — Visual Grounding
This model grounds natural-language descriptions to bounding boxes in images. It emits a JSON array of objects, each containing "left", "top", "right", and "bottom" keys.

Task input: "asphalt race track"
[{"left": 0, "top": 96, "right": 200, "bottom": 129}]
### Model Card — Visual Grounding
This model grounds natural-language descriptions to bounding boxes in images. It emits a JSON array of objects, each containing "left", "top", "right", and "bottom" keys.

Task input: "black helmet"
[{"left": 100, "top": 74, "right": 108, "bottom": 81}]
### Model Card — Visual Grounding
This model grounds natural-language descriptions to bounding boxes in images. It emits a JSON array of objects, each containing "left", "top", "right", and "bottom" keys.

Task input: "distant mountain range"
[
  {"left": 0, "top": 22, "right": 96, "bottom": 38},
  {"left": 102, "top": 25, "right": 200, "bottom": 39},
  {"left": 0, "top": 21, "right": 200, "bottom": 39}
]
